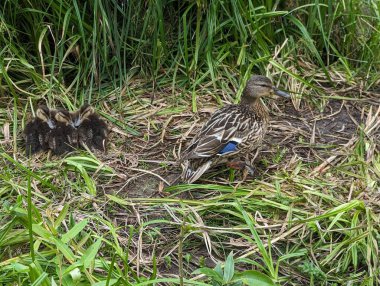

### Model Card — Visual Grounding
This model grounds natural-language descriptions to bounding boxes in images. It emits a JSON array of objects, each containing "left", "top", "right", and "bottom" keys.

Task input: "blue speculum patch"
[{"left": 218, "top": 141, "right": 238, "bottom": 154}]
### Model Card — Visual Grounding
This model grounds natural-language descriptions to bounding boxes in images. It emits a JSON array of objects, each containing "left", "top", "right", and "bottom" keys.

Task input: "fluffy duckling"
[
  {"left": 23, "top": 106, "right": 57, "bottom": 156},
  {"left": 48, "top": 109, "right": 78, "bottom": 155},
  {"left": 72, "top": 104, "right": 109, "bottom": 151},
  {"left": 180, "top": 75, "right": 290, "bottom": 183}
]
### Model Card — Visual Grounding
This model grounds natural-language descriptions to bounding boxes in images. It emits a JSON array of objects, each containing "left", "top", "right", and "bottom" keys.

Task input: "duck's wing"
[{"left": 182, "top": 105, "right": 255, "bottom": 160}]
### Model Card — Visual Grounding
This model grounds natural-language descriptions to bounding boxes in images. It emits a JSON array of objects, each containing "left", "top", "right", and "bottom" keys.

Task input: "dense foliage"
[{"left": 1, "top": 0, "right": 379, "bottom": 98}]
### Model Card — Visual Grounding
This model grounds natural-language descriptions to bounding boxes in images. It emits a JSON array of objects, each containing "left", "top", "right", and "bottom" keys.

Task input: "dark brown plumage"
[
  {"left": 48, "top": 109, "right": 77, "bottom": 155},
  {"left": 72, "top": 104, "right": 109, "bottom": 151},
  {"left": 24, "top": 104, "right": 109, "bottom": 156},
  {"left": 23, "top": 106, "right": 57, "bottom": 156}
]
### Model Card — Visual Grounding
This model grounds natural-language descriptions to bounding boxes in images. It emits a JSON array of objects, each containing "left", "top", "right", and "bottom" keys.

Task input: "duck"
[
  {"left": 49, "top": 109, "right": 78, "bottom": 155},
  {"left": 180, "top": 75, "right": 290, "bottom": 183},
  {"left": 72, "top": 104, "right": 109, "bottom": 151},
  {"left": 23, "top": 105, "right": 57, "bottom": 156}
]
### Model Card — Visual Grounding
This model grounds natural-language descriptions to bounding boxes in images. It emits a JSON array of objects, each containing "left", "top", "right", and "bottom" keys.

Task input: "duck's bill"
[
  {"left": 47, "top": 119, "right": 56, "bottom": 129},
  {"left": 274, "top": 88, "right": 291, "bottom": 98},
  {"left": 73, "top": 117, "right": 81, "bottom": 127}
]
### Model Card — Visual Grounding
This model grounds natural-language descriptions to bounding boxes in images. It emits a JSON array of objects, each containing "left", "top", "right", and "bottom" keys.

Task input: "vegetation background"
[{"left": 0, "top": 0, "right": 379, "bottom": 285}]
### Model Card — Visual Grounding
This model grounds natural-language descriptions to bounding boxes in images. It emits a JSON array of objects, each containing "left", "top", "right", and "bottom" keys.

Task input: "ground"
[{"left": 1, "top": 76, "right": 379, "bottom": 285}]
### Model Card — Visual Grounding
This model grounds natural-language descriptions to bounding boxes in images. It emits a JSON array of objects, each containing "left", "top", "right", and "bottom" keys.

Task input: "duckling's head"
[
  {"left": 36, "top": 106, "right": 56, "bottom": 129},
  {"left": 241, "top": 75, "right": 290, "bottom": 104},
  {"left": 55, "top": 109, "right": 73, "bottom": 126},
  {"left": 72, "top": 104, "right": 95, "bottom": 127},
  {"left": 80, "top": 104, "right": 94, "bottom": 119},
  {"left": 36, "top": 106, "right": 50, "bottom": 121}
]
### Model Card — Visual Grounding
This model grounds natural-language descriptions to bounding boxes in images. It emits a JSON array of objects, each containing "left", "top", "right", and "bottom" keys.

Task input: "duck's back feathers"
[
  {"left": 180, "top": 103, "right": 269, "bottom": 183},
  {"left": 89, "top": 114, "right": 109, "bottom": 151},
  {"left": 182, "top": 104, "right": 268, "bottom": 161}
]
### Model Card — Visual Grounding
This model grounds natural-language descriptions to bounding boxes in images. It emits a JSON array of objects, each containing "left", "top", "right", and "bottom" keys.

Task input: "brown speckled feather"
[{"left": 182, "top": 103, "right": 268, "bottom": 160}]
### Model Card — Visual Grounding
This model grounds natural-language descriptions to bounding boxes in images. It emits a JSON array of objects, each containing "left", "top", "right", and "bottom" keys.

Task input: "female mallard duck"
[
  {"left": 72, "top": 104, "right": 109, "bottom": 151},
  {"left": 180, "top": 75, "right": 290, "bottom": 183},
  {"left": 23, "top": 106, "right": 57, "bottom": 156}
]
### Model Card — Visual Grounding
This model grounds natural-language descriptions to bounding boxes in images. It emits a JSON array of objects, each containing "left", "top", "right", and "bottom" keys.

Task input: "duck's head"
[
  {"left": 55, "top": 109, "right": 73, "bottom": 126},
  {"left": 36, "top": 106, "right": 50, "bottom": 121},
  {"left": 241, "top": 75, "right": 290, "bottom": 104},
  {"left": 71, "top": 104, "right": 95, "bottom": 127},
  {"left": 36, "top": 106, "right": 56, "bottom": 129}
]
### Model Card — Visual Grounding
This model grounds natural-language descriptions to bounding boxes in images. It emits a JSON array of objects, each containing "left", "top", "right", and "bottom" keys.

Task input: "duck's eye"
[{"left": 256, "top": 83, "right": 271, "bottom": 88}]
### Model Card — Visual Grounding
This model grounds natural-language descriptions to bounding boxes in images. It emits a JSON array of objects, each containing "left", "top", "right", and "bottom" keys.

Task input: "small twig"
[
  {"left": 138, "top": 159, "right": 177, "bottom": 165},
  {"left": 127, "top": 167, "right": 170, "bottom": 185}
]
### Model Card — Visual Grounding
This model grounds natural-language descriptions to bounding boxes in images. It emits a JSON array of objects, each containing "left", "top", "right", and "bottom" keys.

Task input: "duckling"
[
  {"left": 23, "top": 106, "right": 57, "bottom": 156},
  {"left": 180, "top": 75, "right": 290, "bottom": 183},
  {"left": 73, "top": 104, "right": 109, "bottom": 151},
  {"left": 48, "top": 109, "right": 77, "bottom": 155}
]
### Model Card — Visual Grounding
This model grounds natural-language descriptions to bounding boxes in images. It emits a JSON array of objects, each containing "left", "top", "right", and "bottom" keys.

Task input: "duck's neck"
[{"left": 241, "top": 98, "right": 269, "bottom": 120}]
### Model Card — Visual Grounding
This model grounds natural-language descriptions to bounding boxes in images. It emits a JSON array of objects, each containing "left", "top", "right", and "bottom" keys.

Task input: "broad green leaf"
[
  {"left": 70, "top": 268, "right": 81, "bottom": 282},
  {"left": 54, "top": 204, "right": 69, "bottom": 229},
  {"left": 61, "top": 219, "right": 88, "bottom": 243},
  {"left": 12, "top": 263, "right": 29, "bottom": 273},
  {"left": 52, "top": 238, "right": 75, "bottom": 262},
  {"left": 214, "top": 263, "right": 223, "bottom": 277},
  {"left": 30, "top": 272, "right": 49, "bottom": 286},
  {"left": 29, "top": 262, "right": 49, "bottom": 286},
  {"left": 80, "top": 238, "right": 102, "bottom": 268},
  {"left": 233, "top": 270, "right": 275, "bottom": 286},
  {"left": 193, "top": 267, "right": 223, "bottom": 283},
  {"left": 32, "top": 224, "right": 51, "bottom": 240},
  {"left": 223, "top": 252, "right": 235, "bottom": 282}
]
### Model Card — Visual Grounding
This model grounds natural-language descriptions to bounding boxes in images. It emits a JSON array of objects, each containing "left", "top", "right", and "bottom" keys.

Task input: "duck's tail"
[{"left": 181, "top": 160, "right": 213, "bottom": 184}]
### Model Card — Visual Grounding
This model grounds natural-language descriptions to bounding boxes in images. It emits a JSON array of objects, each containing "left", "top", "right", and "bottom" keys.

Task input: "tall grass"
[{"left": 1, "top": 0, "right": 379, "bottom": 104}]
